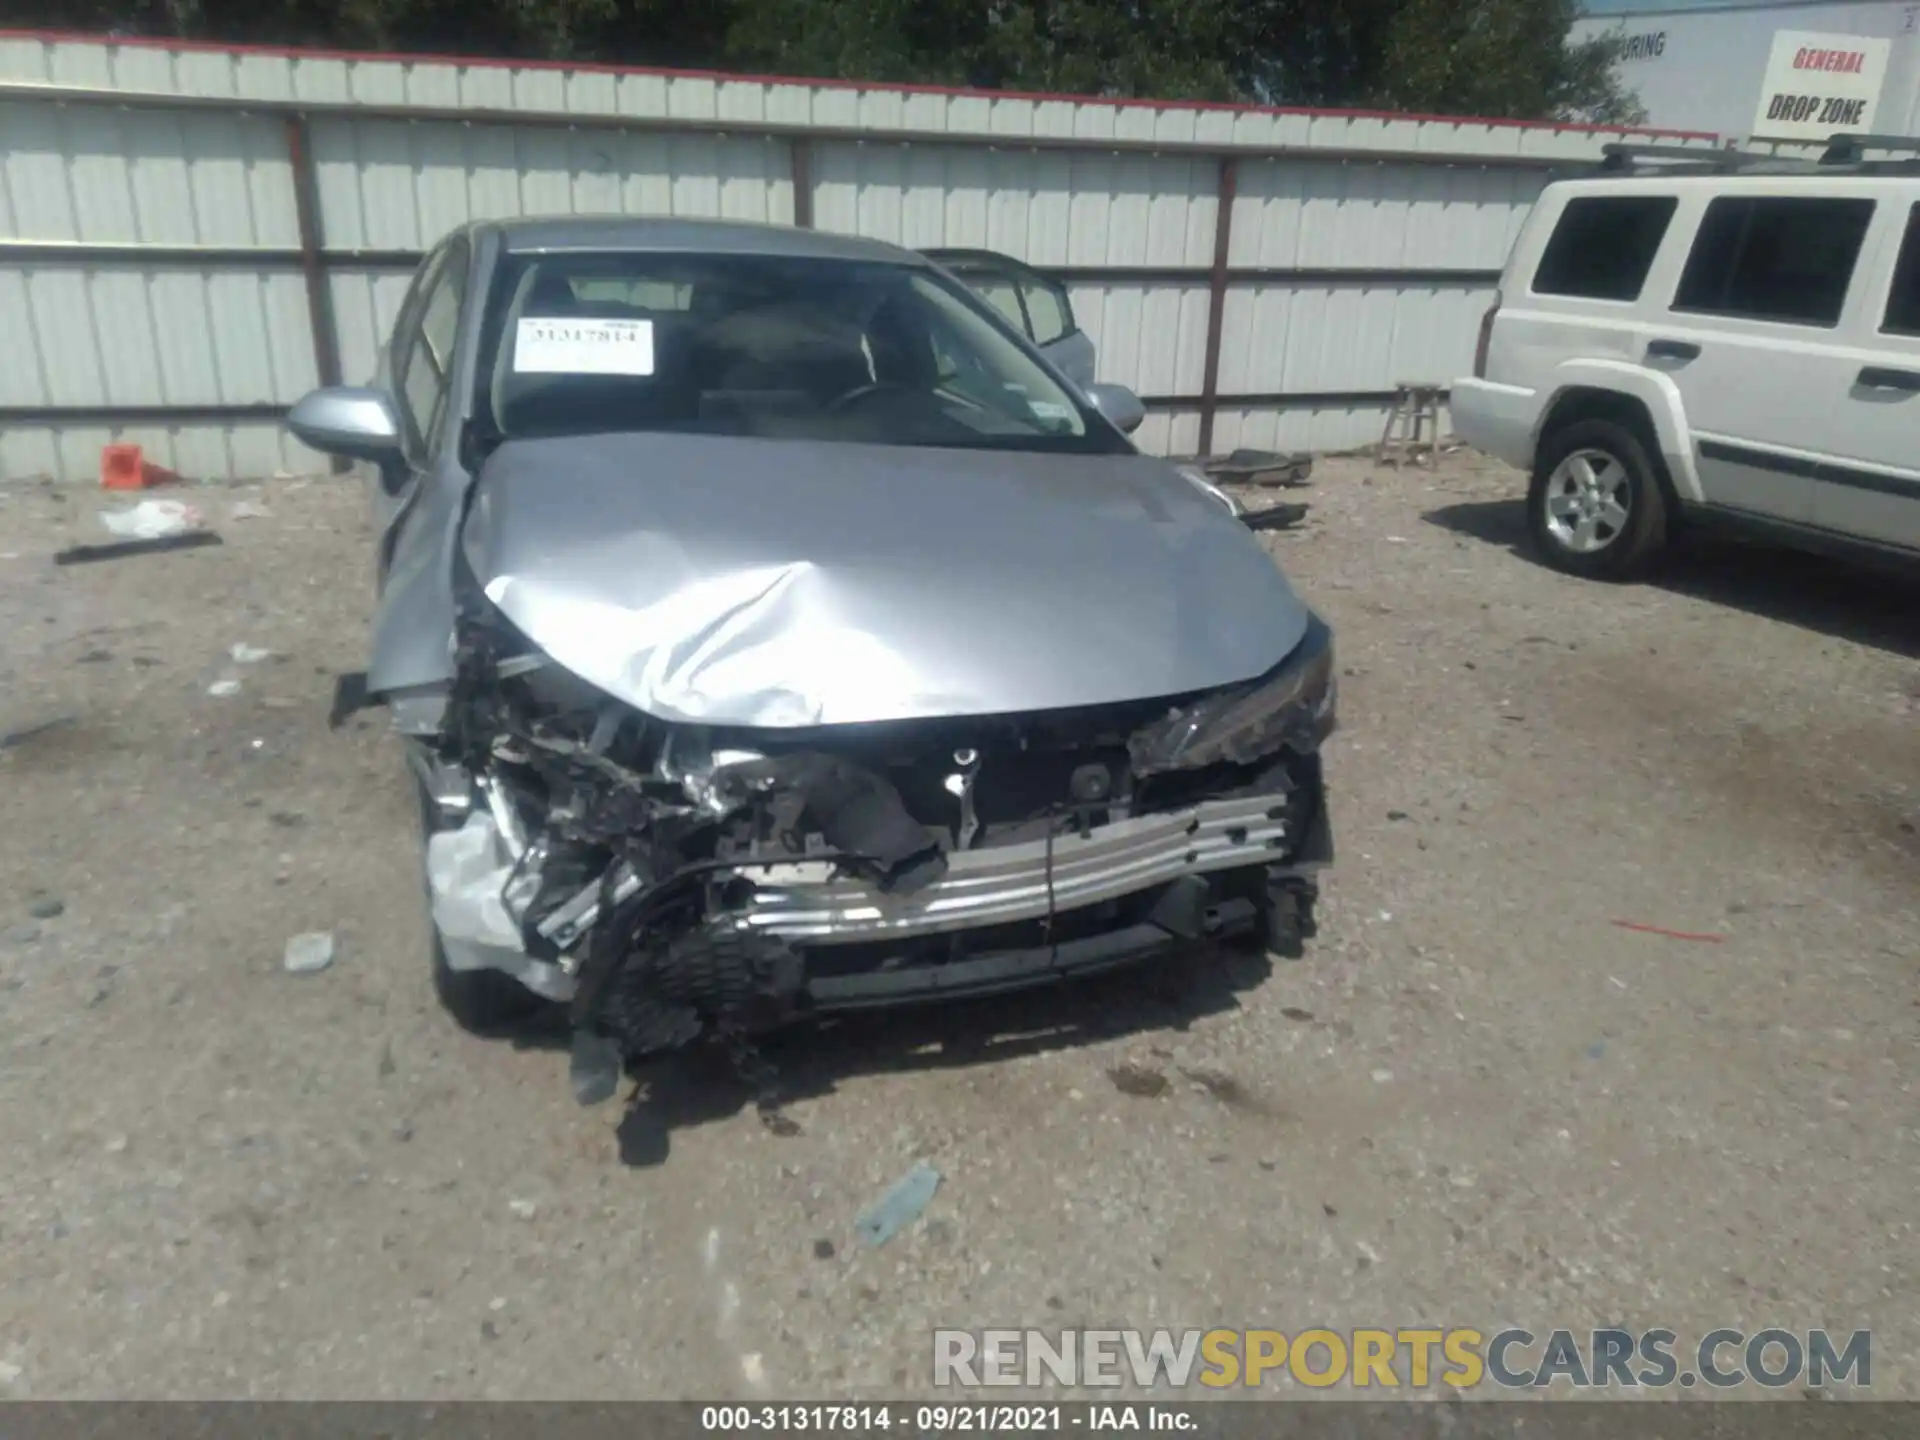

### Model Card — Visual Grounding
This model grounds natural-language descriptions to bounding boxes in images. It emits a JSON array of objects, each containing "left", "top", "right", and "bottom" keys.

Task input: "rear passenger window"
[
  {"left": 1021, "top": 276, "right": 1075, "bottom": 345},
  {"left": 1673, "top": 196, "right": 1874, "bottom": 327},
  {"left": 1532, "top": 196, "right": 1678, "bottom": 301},
  {"left": 1880, "top": 204, "right": 1920, "bottom": 336}
]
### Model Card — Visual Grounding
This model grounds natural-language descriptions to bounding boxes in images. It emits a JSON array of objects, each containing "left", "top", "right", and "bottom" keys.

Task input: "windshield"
[{"left": 472, "top": 250, "right": 1124, "bottom": 456}]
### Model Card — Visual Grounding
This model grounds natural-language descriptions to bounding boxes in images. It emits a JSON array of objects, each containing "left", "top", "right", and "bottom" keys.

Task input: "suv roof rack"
[
  {"left": 1595, "top": 136, "right": 1920, "bottom": 178},
  {"left": 1595, "top": 142, "right": 1774, "bottom": 174},
  {"left": 1820, "top": 132, "right": 1920, "bottom": 164}
]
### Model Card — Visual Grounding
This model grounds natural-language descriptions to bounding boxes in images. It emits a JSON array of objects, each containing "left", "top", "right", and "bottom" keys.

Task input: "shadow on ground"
[
  {"left": 1425, "top": 496, "right": 1920, "bottom": 661},
  {"left": 522, "top": 942, "right": 1279, "bottom": 1167}
]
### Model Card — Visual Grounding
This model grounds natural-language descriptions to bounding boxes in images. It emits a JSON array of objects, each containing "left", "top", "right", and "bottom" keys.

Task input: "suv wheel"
[{"left": 1528, "top": 418, "right": 1669, "bottom": 579}]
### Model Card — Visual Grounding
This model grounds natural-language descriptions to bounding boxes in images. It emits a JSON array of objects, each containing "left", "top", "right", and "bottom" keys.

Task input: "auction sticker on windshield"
[{"left": 514, "top": 316, "right": 656, "bottom": 375}]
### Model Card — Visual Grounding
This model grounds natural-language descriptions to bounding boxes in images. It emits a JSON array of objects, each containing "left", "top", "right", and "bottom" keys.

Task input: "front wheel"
[{"left": 1528, "top": 418, "right": 1669, "bottom": 580}]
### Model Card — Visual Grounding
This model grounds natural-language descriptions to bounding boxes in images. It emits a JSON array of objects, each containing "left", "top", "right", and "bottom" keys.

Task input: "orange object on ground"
[{"left": 100, "top": 443, "right": 183, "bottom": 490}]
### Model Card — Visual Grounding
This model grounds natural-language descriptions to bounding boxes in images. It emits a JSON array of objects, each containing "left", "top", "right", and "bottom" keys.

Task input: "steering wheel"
[{"left": 825, "top": 381, "right": 910, "bottom": 413}]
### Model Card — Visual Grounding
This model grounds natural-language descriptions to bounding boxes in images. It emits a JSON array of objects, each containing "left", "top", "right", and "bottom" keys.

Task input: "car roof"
[{"left": 481, "top": 215, "right": 928, "bottom": 266}]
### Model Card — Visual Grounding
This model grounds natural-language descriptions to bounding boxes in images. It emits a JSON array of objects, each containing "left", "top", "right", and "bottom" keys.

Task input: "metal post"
[
  {"left": 284, "top": 115, "right": 341, "bottom": 389},
  {"left": 284, "top": 114, "right": 347, "bottom": 472},
  {"left": 791, "top": 136, "right": 814, "bottom": 229},
  {"left": 1196, "top": 155, "right": 1237, "bottom": 458}
]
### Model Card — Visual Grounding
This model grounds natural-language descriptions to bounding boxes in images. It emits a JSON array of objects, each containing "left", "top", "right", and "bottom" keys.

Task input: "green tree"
[
  {"left": 6, "top": 0, "right": 1647, "bottom": 126},
  {"left": 1365, "top": 0, "right": 1648, "bottom": 124}
]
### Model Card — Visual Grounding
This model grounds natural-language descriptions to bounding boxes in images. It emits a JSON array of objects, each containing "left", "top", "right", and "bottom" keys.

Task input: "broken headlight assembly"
[{"left": 1128, "top": 612, "right": 1336, "bottom": 776}]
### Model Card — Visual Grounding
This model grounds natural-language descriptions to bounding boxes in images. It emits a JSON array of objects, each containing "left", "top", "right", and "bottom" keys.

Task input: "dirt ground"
[{"left": 0, "top": 451, "right": 1914, "bottom": 1401}]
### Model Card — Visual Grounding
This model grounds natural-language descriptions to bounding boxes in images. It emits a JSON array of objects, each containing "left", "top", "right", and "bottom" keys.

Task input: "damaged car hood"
[{"left": 463, "top": 432, "right": 1309, "bottom": 727}]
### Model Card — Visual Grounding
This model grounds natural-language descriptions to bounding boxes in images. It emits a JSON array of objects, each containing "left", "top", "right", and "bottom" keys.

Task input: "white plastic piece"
[
  {"left": 425, "top": 810, "right": 578, "bottom": 1002},
  {"left": 100, "top": 499, "right": 204, "bottom": 540}
]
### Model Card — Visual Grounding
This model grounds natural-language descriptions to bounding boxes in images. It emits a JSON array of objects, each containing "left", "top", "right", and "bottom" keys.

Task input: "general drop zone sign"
[{"left": 1751, "top": 30, "right": 1889, "bottom": 141}]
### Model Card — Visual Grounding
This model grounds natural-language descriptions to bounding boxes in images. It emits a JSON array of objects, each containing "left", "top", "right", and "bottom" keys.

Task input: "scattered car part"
[
  {"left": 1203, "top": 449, "right": 1314, "bottom": 487},
  {"left": 856, "top": 1160, "right": 942, "bottom": 1247},
  {"left": 1242, "top": 502, "right": 1311, "bottom": 532},
  {"left": 55, "top": 532, "right": 222, "bottom": 566}
]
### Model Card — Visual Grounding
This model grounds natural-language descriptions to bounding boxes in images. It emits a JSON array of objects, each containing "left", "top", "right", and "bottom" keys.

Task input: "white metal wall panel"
[
  {"left": 1068, "top": 283, "right": 1212, "bottom": 399},
  {"left": 0, "top": 266, "right": 315, "bottom": 404},
  {"left": 1231, "top": 160, "right": 1546, "bottom": 270},
  {"left": 0, "top": 98, "right": 296, "bottom": 243},
  {"left": 811, "top": 141, "right": 1216, "bottom": 265},
  {"left": 1217, "top": 284, "right": 1495, "bottom": 396},
  {"left": 308, "top": 117, "right": 795, "bottom": 249},
  {"left": 328, "top": 269, "right": 418, "bottom": 386}
]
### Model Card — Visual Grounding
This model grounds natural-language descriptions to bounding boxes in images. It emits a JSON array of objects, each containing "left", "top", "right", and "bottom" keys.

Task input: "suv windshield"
[{"left": 472, "top": 250, "right": 1121, "bottom": 455}]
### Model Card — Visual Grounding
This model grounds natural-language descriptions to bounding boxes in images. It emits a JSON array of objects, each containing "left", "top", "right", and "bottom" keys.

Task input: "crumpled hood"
[{"left": 463, "top": 432, "right": 1308, "bottom": 727}]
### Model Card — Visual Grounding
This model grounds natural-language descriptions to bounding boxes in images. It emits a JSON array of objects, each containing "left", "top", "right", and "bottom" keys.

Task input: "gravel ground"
[{"left": 0, "top": 454, "right": 1914, "bottom": 1401}]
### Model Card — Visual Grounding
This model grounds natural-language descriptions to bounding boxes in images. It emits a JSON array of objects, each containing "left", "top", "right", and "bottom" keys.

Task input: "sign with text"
[{"left": 1752, "top": 29, "right": 1889, "bottom": 141}]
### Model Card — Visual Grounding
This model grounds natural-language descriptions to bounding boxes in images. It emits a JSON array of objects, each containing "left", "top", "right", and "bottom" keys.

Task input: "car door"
[
  {"left": 376, "top": 237, "right": 469, "bottom": 584},
  {"left": 1654, "top": 190, "right": 1878, "bottom": 527},
  {"left": 923, "top": 249, "right": 1096, "bottom": 388},
  {"left": 1809, "top": 196, "right": 1920, "bottom": 551}
]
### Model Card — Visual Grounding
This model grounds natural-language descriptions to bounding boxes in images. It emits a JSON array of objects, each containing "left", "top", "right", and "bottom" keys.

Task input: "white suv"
[{"left": 1451, "top": 141, "right": 1920, "bottom": 579}]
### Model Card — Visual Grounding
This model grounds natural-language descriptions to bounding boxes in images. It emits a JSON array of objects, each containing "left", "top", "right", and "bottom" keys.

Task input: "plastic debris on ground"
[
  {"left": 1242, "top": 502, "right": 1310, "bottom": 533},
  {"left": 1202, "top": 448, "right": 1314, "bottom": 488},
  {"left": 55, "top": 532, "right": 222, "bottom": 566},
  {"left": 100, "top": 499, "right": 205, "bottom": 541},
  {"left": 228, "top": 501, "right": 272, "bottom": 521},
  {"left": 426, "top": 812, "right": 577, "bottom": 1002},
  {"left": 855, "top": 1160, "right": 942, "bottom": 1248},
  {"left": 283, "top": 931, "right": 336, "bottom": 974},
  {"left": 0, "top": 716, "right": 74, "bottom": 751},
  {"left": 230, "top": 643, "right": 273, "bottom": 665},
  {"left": 207, "top": 679, "right": 242, "bottom": 697}
]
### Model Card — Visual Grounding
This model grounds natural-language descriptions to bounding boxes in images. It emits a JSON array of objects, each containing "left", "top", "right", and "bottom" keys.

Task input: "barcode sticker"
[{"left": 513, "top": 317, "right": 656, "bottom": 375}]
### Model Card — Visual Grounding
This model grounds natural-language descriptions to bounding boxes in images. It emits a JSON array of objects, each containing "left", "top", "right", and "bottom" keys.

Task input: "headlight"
[
  {"left": 1178, "top": 464, "right": 1243, "bottom": 517},
  {"left": 1128, "top": 613, "right": 1336, "bottom": 775}
]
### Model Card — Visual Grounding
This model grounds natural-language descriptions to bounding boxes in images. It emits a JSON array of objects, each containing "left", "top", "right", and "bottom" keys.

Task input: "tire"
[
  {"left": 1528, "top": 417, "right": 1670, "bottom": 580},
  {"left": 412, "top": 772, "right": 546, "bottom": 1036}
]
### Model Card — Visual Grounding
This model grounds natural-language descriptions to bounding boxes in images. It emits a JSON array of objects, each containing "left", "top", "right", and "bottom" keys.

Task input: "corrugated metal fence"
[{"left": 0, "top": 31, "right": 1717, "bottom": 480}]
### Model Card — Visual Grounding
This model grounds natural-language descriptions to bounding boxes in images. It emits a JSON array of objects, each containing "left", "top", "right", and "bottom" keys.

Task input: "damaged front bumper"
[
  {"left": 414, "top": 601, "right": 1336, "bottom": 1079},
  {"left": 423, "top": 759, "right": 1330, "bottom": 1012},
  {"left": 736, "top": 789, "right": 1304, "bottom": 942}
]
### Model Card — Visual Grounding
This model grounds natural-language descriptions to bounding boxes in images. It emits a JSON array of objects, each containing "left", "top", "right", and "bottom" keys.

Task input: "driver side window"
[{"left": 393, "top": 241, "right": 469, "bottom": 454}]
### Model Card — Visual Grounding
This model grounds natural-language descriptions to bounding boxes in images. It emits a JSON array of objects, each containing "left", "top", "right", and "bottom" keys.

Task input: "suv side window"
[
  {"left": 1880, "top": 203, "right": 1920, "bottom": 336},
  {"left": 394, "top": 240, "right": 470, "bottom": 452},
  {"left": 1532, "top": 195, "right": 1677, "bottom": 301},
  {"left": 1673, "top": 196, "right": 1875, "bottom": 327},
  {"left": 1020, "top": 272, "right": 1076, "bottom": 346}
]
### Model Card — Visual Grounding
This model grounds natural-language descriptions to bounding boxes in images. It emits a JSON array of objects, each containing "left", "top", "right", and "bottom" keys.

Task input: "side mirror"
[
  {"left": 1085, "top": 382, "right": 1146, "bottom": 435},
  {"left": 287, "top": 386, "right": 402, "bottom": 462}
]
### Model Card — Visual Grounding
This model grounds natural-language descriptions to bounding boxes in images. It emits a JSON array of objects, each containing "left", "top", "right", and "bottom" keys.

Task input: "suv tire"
[{"left": 1529, "top": 418, "right": 1669, "bottom": 580}]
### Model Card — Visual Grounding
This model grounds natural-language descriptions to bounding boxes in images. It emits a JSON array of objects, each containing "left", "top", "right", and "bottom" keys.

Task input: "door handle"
[
  {"left": 1646, "top": 339, "right": 1701, "bottom": 361},
  {"left": 1855, "top": 365, "right": 1920, "bottom": 392}
]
